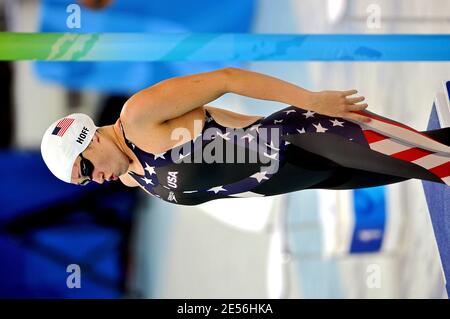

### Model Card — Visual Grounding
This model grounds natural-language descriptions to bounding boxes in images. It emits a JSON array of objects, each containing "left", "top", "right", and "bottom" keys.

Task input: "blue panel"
[
  {"left": 0, "top": 225, "right": 123, "bottom": 298},
  {"left": 0, "top": 149, "right": 133, "bottom": 298},
  {"left": 0, "top": 150, "right": 98, "bottom": 223},
  {"left": 350, "top": 187, "right": 386, "bottom": 253},
  {"left": 422, "top": 102, "right": 450, "bottom": 297}
]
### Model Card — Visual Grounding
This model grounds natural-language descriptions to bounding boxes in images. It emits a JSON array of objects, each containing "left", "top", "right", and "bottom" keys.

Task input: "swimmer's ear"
[{"left": 90, "top": 131, "right": 100, "bottom": 145}]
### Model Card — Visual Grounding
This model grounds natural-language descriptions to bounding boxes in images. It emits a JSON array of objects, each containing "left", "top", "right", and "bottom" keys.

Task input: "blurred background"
[{"left": 0, "top": 0, "right": 449, "bottom": 298}]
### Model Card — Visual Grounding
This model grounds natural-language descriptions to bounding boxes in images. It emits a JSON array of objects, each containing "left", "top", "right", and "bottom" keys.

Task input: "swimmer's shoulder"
[
  {"left": 119, "top": 99, "right": 164, "bottom": 138},
  {"left": 120, "top": 99, "right": 208, "bottom": 154},
  {"left": 118, "top": 99, "right": 173, "bottom": 153}
]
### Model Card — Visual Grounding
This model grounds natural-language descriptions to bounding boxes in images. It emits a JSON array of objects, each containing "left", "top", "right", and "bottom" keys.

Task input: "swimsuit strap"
[
  {"left": 202, "top": 108, "right": 218, "bottom": 131},
  {"left": 119, "top": 120, "right": 143, "bottom": 177},
  {"left": 204, "top": 108, "right": 214, "bottom": 122},
  {"left": 119, "top": 120, "right": 135, "bottom": 150}
]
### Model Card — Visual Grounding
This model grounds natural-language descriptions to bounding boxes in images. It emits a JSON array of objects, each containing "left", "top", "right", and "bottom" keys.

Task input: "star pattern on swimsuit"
[
  {"left": 154, "top": 152, "right": 166, "bottom": 160},
  {"left": 208, "top": 185, "right": 227, "bottom": 194},
  {"left": 251, "top": 171, "right": 269, "bottom": 183},
  {"left": 302, "top": 110, "right": 315, "bottom": 118},
  {"left": 144, "top": 162, "right": 156, "bottom": 176},
  {"left": 296, "top": 128, "right": 306, "bottom": 134},
  {"left": 284, "top": 109, "right": 296, "bottom": 115},
  {"left": 141, "top": 177, "right": 154, "bottom": 185},
  {"left": 330, "top": 119, "right": 345, "bottom": 127},
  {"left": 313, "top": 122, "right": 328, "bottom": 133}
]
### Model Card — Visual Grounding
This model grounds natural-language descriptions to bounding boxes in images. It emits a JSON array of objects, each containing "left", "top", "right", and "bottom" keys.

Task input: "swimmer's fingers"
[
  {"left": 346, "top": 103, "right": 369, "bottom": 111},
  {"left": 346, "top": 96, "right": 365, "bottom": 104},
  {"left": 341, "top": 89, "right": 358, "bottom": 97},
  {"left": 343, "top": 109, "right": 372, "bottom": 123}
]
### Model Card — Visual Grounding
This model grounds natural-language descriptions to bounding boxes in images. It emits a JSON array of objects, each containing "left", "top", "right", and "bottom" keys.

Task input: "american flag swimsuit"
[{"left": 120, "top": 105, "right": 450, "bottom": 206}]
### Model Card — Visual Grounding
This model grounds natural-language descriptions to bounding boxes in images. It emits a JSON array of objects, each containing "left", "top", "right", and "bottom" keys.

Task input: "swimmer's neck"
[{"left": 100, "top": 121, "right": 136, "bottom": 166}]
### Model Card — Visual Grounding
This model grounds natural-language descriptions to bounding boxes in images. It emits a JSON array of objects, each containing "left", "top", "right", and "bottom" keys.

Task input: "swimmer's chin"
[{"left": 119, "top": 165, "right": 131, "bottom": 177}]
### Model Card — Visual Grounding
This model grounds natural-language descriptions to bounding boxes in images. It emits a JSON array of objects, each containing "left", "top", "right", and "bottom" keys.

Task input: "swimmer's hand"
[{"left": 308, "top": 90, "right": 371, "bottom": 123}]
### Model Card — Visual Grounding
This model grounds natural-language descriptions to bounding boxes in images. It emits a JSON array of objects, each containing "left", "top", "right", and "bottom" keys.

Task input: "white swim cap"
[{"left": 41, "top": 113, "right": 98, "bottom": 183}]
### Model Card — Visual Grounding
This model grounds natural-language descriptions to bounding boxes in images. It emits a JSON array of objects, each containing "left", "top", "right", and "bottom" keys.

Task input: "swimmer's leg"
[
  {"left": 252, "top": 144, "right": 411, "bottom": 195},
  {"left": 308, "top": 166, "right": 411, "bottom": 190},
  {"left": 284, "top": 142, "right": 411, "bottom": 189},
  {"left": 310, "top": 128, "right": 449, "bottom": 189},
  {"left": 282, "top": 132, "right": 446, "bottom": 185}
]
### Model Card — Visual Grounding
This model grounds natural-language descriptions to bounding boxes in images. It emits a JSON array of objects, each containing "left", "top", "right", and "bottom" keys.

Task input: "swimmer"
[{"left": 41, "top": 67, "right": 450, "bottom": 205}]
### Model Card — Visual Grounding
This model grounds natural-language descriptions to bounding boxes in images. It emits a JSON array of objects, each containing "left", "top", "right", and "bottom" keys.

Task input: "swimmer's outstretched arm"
[
  {"left": 124, "top": 67, "right": 371, "bottom": 125},
  {"left": 225, "top": 67, "right": 371, "bottom": 123}
]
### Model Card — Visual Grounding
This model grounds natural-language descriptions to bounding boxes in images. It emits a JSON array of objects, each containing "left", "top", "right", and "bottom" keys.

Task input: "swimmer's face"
[{"left": 70, "top": 130, "right": 130, "bottom": 185}]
